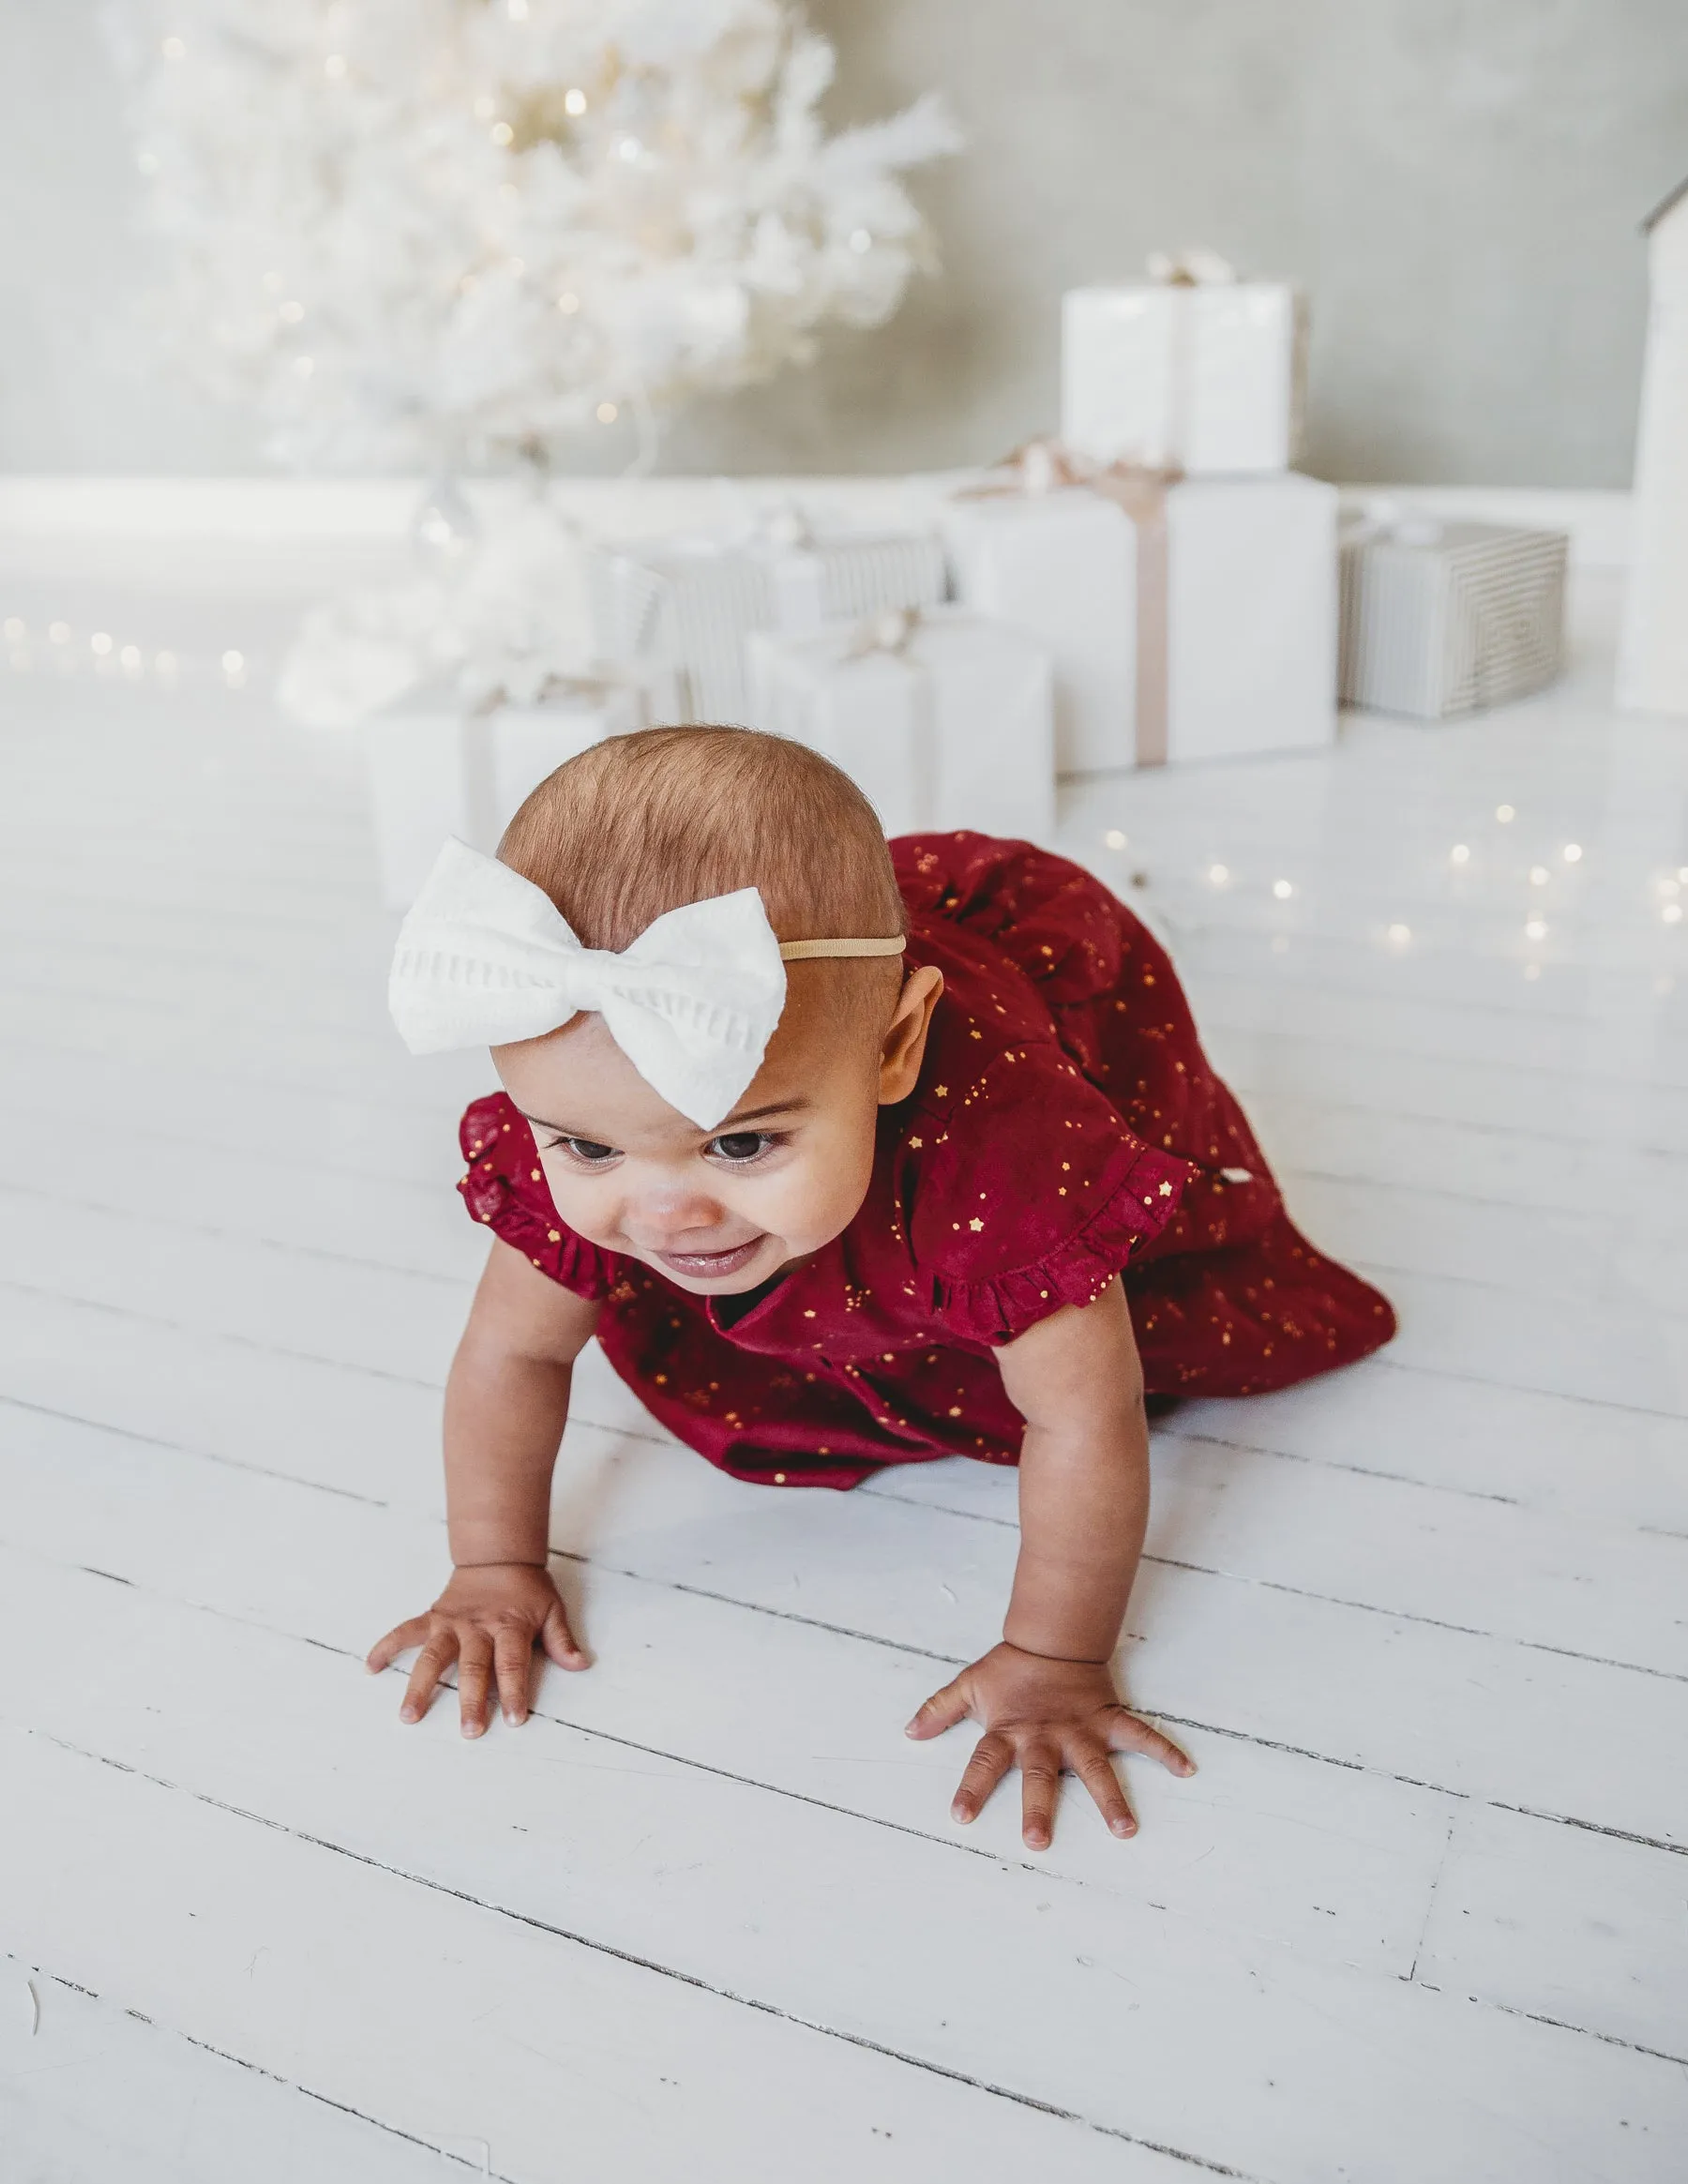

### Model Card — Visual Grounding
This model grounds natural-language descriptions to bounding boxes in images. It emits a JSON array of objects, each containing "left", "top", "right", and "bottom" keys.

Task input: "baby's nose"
[{"left": 624, "top": 1186, "right": 731, "bottom": 1246}]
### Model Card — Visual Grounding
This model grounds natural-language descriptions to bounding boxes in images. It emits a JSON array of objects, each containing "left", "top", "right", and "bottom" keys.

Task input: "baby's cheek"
[{"left": 767, "top": 1143, "right": 874, "bottom": 1251}]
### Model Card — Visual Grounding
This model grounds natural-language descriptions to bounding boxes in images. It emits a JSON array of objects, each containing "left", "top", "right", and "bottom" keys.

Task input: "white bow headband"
[{"left": 388, "top": 839, "right": 905, "bottom": 1131}]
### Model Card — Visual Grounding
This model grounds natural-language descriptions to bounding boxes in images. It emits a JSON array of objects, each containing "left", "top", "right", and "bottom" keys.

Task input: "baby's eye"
[
  {"left": 548, "top": 1136, "right": 618, "bottom": 1166},
  {"left": 706, "top": 1130, "right": 777, "bottom": 1165}
]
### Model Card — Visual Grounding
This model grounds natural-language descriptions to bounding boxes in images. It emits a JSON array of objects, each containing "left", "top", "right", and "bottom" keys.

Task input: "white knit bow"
[{"left": 388, "top": 840, "right": 789, "bottom": 1131}]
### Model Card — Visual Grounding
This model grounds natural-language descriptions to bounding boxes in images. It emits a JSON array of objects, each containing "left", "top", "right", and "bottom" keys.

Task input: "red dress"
[{"left": 459, "top": 834, "right": 1395, "bottom": 1489}]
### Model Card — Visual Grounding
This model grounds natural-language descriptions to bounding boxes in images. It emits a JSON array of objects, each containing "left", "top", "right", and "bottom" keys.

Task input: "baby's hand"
[
  {"left": 365, "top": 1561, "right": 588, "bottom": 1738},
  {"left": 905, "top": 1640, "right": 1194, "bottom": 1849}
]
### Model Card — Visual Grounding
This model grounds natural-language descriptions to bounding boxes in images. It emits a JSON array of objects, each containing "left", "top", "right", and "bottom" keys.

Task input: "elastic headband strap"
[{"left": 777, "top": 936, "right": 907, "bottom": 961}]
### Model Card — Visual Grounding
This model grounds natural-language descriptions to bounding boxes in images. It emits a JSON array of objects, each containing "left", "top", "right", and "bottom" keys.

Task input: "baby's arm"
[
  {"left": 906, "top": 1276, "right": 1194, "bottom": 1845},
  {"left": 366, "top": 1239, "right": 602, "bottom": 1736}
]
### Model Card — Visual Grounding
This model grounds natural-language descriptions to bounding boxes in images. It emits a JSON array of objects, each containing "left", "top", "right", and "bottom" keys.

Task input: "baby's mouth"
[{"left": 653, "top": 1236, "right": 767, "bottom": 1281}]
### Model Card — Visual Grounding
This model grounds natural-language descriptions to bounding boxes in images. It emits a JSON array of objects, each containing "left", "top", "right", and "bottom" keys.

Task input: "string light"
[
  {"left": 120, "top": 645, "right": 143, "bottom": 674},
  {"left": 595, "top": 400, "right": 619, "bottom": 422},
  {"left": 490, "top": 121, "right": 514, "bottom": 145},
  {"left": 617, "top": 136, "right": 642, "bottom": 162},
  {"left": 1386, "top": 923, "right": 1411, "bottom": 946},
  {"left": 1666, "top": 903, "right": 1684, "bottom": 926},
  {"left": 2, "top": 618, "right": 23, "bottom": 642},
  {"left": 90, "top": 632, "right": 113, "bottom": 655},
  {"left": 1679, "top": 866, "right": 1688, "bottom": 883},
  {"left": 1529, "top": 866, "right": 1548, "bottom": 886},
  {"left": 1272, "top": 879, "right": 1294, "bottom": 900},
  {"left": 1207, "top": 863, "right": 1229, "bottom": 885},
  {"left": 1450, "top": 843, "right": 1469, "bottom": 864},
  {"left": 279, "top": 299, "right": 305, "bottom": 323},
  {"left": 154, "top": 651, "right": 177, "bottom": 678},
  {"left": 556, "top": 292, "right": 580, "bottom": 314},
  {"left": 1104, "top": 829, "right": 1126, "bottom": 850},
  {"left": 1562, "top": 843, "right": 1583, "bottom": 863},
  {"left": 161, "top": 36, "right": 186, "bottom": 60},
  {"left": 850, "top": 228, "right": 873, "bottom": 252},
  {"left": 221, "top": 650, "right": 246, "bottom": 686},
  {"left": 1525, "top": 918, "right": 1547, "bottom": 940},
  {"left": 565, "top": 86, "right": 587, "bottom": 115},
  {"left": 1496, "top": 804, "right": 1515, "bottom": 823},
  {"left": 49, "top": 623, "right": 70, "bottom": 644}
]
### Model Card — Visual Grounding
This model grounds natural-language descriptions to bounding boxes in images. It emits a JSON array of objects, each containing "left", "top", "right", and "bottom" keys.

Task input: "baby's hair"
[{"left": 499, "top": 726, "right": 909, "bottom": 1022}]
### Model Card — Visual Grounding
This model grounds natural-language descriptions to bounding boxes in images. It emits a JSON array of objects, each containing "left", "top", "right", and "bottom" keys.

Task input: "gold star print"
[
  {"left": 909, "top": 1135, "right": 923, "bottom": 1148},
  {"left": 1159, "top": 1182, "right": 1173, "bottom": 1196},
  {"left": 969, "top": 1216, "right": 984, "bottom": 1231},
  {"left": 933, "top": 1084, "right": 948, "bottom": 1098}
]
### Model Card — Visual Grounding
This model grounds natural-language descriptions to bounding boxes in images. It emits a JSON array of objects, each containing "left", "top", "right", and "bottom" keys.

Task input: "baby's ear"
[{"left": 879, "top": 966, "right": 944, "bottom": 1104}]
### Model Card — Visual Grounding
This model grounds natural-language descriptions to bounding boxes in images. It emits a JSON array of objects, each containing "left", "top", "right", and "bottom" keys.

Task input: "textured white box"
[
  {"left": 589, "top": 529, "right": 948, "bottom": 725},
  {"left": 944, "top": 474, "right": 1336, "bottom": 770},
  {"left": 365, "top": 677, "right": 644, "bottom": 909},
  {"left": 1062, "top": 282, "right": 1305, "bottom": 476},
  {"left": 942, "top": 489, "right": 1138, "bottom": 773},
  {"left": 746, "top": 608, "right": 1055, "bottom": 841},
  {"left": 1166, "top": 474, "right": 1338, "bottom": 762},
  {"left": 1339, "top": 518, "right": 1568, "bottom": 719}
]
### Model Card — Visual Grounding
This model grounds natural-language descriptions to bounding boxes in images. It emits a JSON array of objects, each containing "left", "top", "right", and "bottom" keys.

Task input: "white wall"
[{"left": 4, "top": 0, "right": 1685, "bottom": 485}]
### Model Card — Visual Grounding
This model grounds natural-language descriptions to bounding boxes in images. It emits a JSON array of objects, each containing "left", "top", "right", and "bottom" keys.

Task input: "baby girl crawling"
[{"left": 369, "top": 726, "right": 1394, "bottom": 1846}]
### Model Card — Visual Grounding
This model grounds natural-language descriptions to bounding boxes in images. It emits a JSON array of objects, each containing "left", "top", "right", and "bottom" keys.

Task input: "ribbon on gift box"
[{"left": 959, "top": 440, "right": 1183, "bottom": 768}]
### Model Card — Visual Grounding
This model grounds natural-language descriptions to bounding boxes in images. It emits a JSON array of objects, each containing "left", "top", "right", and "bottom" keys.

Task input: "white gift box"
[
  {"left": 1339, "top": 514, "right": 1568, "bottom": 720},
  {"left": 944, "top": 467, "right": 1337, "bottom": 771},
  {"left": 589, "top": 524, "right": 948, "bottom": 725},
  {"left": 745, "top": 607, "right": 1055, "bottom": 841},
  {"left": 365, "top": 672, "right": 656, "bottom": 909},
  {"left": 1062, "top": 279, "right": 1306, "bottom": 476}
]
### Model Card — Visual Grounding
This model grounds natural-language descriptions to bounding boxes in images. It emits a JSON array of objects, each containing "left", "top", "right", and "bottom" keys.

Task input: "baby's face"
[{"left": 493, "top": 963, "right": 942, "bottom": 1297}]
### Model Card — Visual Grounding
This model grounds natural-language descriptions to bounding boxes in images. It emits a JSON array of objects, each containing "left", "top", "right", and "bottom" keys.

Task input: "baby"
[{"left": 368, "top": 726, "right": 1394, "bottom": 1847}]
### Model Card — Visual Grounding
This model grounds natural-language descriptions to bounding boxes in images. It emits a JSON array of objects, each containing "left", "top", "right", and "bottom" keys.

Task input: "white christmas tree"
[{"left": 110, "top": 0, "right": 958, "bottom": 472}]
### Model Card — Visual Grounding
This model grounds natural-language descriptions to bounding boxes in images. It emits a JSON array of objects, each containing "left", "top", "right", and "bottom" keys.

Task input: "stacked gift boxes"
[{"left": 366, "top": 667, "right": 675, "bottom": 909}]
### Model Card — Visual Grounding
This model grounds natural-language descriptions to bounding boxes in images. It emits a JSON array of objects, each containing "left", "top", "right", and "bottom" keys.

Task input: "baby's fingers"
[
  {"left": 540, "top": 1599, "right": 589, "bottom": 1672},
  {"left": 1070, "top": 1738, "right": 1138, "bottom": 1840},
  {"left": 950, "top": 1730, "right": 1013, "bottom": 1825},
  {"left": 457, "top": 1634, "right": 494, "bottom": 1740},
  {"left": 493, "top": 1626, "right": 535, "bottom": 1725},
  {"left": 1103, "top": 1707, "right": 1197, "bottom": 1777},
  {"left": 366, "top": 1615, "right": 430, "bottom": 1676},
  {"left": 905, "top": 1675, "right": 971, "bottom": 1740},
  {"left": 400, "top": 1633, "right": 457, "bottom": 1724}
]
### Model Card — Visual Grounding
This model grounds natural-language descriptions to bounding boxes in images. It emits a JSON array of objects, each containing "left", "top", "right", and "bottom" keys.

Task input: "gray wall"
[{"left": 5, "top": 0, "right": 1685, "bottom": 485}]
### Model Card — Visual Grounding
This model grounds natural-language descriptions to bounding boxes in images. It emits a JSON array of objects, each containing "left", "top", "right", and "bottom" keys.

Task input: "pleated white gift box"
[
  {"left": 943, "top": 472, "right": 1338, "bottom": 773},
  {"left": 745, "top": 607, "right": 1055, "bottom": 841},
  {"left": 1061, "top": 279, "right": 1307, "bottom": 477},
  {"left": 365, "top": 670, "right": 675, "bottom": 910},
  {"left": 1338, "top": 516, "right": 1569, "bottom": 720},
  {"left": 588, "top": 526, "right": 949, "bottom": 726}
]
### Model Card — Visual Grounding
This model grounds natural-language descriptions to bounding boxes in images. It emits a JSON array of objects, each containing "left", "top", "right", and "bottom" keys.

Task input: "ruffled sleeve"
[
  {"left": 904, "top": 1043, "right": 1194, "bottom": 1347},
  {"left": 457, "top": 1092, "right": 620, "bottom": 1302}
]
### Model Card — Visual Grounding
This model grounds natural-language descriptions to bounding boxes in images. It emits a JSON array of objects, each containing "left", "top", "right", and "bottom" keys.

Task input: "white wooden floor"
[{"left": 1, "top": 543, "right": 1685, "bottom": 2184}]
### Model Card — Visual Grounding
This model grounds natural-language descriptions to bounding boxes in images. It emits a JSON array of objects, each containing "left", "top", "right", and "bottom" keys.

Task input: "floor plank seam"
[
  {"left": 1480, "top": 1998, "right": 1688, "bottom": 2071},
  {"left": 18, "top": 1724, "right": 1263, "bottom": 2177},
  {"left": 1404, "top": 1817, "right": 1455, "bottom": 1984},
  {"left": 856, "top": 1488, "right": 1688, "bottom": 1686},
  {"left": 0, "top": 1393, "right": 395, "bottom": 1508},
  {"left": 8, "top": 1960, "right": 511, "bottom": 2178}
]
